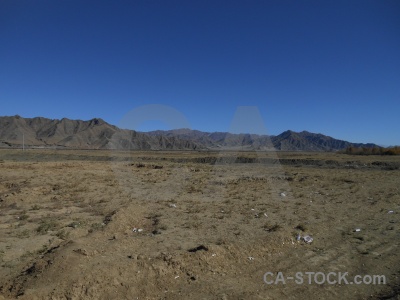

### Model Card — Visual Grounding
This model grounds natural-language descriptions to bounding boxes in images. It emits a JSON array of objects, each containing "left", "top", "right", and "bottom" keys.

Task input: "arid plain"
[{"left": 0, "top": 149, "right": 399, "bottom": 299}]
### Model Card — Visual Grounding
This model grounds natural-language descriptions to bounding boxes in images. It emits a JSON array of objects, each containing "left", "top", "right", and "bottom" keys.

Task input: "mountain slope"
[
  {"left": 271, "top": 130, "right": 377, "bottom": 151},
  {"left": 147, "top": 128, "right": 377, "bottom": 151},
  {"left": 0, "top": 115, "right": 378, "bottom": 151},
  {"left": 0, "top": 116, "right": 202, "bottom": 150}
]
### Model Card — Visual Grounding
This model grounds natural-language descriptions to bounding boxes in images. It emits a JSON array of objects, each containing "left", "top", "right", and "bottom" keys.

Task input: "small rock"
[
  {"left": 280, "top": 192, "right": 286, "bottom": 197},
  {"left": 73, "top": 248, "right": 88, "bottom": 256},
  {"left": 356, "top": 245, "right": 369, "bottom": 255}
]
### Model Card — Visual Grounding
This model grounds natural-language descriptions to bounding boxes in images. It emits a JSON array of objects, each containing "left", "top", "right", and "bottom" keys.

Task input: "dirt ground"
[{"left": 0, "top": 149, "right": 399, "bottom": 300}]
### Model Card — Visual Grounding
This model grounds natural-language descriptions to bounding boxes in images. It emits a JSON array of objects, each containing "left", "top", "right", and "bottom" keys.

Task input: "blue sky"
[{"left": 1, "top": 0, "right": 399, "bottom": 145}]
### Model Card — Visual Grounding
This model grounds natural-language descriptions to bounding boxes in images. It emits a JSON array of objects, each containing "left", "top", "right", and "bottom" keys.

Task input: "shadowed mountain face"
[
  {"left": 146, "top": 129, "right": 377, "bottom": 151},
  {"left": 0, "top": 116, "right": 377, "bottom": 151},
  {"left": 271, "top": 130, "right": 377, "bottom": 151}
]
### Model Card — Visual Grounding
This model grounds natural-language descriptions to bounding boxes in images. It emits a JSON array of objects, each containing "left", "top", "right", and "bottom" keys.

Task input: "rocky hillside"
[
  {"left": 271, "top": 130, "right": 377, "bottom": 151},
  {"left": 0, "top": 116, "right": 202, "bottom": 150},
  {"left": 147, "top": 129, "right": 377, "bottom": 151},
  {"left": 0, "top": 115, "right": 377, "bottom": 151}
]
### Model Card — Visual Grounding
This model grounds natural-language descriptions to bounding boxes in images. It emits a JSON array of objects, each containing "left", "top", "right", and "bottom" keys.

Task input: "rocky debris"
[
  {"left": 73, "top": 248, "right": 89, "bottom": 256},
  {"left": 188, "top": 245, "right": 208, "bottom": 253}
]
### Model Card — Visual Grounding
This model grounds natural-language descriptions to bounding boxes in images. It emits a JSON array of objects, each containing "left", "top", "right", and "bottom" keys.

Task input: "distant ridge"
[
  {"left": 146, "top": 128, "right": 377, "bottom": 151},
  {"left": 0, "top": 115, "right": 377, "bottom": 151},
  {"left": 0, "top": 116, "right": 201, "bottom": 150}
]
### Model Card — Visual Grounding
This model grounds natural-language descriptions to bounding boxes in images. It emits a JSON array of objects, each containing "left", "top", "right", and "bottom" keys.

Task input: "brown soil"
[{"left": 0, "top": 149, "right": 399, "bottom": 299}]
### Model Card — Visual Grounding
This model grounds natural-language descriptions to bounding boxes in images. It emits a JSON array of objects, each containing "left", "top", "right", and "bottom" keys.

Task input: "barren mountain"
[
  {"left": 271, "top": 130, "right": 377, "bottom": 151},
  {"left": 0, "top": 116, "right": 201, "bottom": 150},
  {"left": 0, "top": 116, "right": 377, "bottom": 151},
  {"left": 147, "top": 128, "right": 377, "bottom": 151}
]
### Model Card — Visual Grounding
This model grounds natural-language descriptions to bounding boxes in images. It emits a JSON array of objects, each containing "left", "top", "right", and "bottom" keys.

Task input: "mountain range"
[{"left": 0, "top": 115, "right": 377, "bottom": 151}]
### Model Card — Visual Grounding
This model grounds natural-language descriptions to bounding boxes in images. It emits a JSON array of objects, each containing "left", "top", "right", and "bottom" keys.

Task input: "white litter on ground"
[{"left": 303, "top": 235, "right": 313, "bottom": 244}]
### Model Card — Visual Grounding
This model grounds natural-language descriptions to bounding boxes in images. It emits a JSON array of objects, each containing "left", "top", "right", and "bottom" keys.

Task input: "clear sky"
[{"left": 1, "top": 0, "right": 399, "bottom": 145}]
